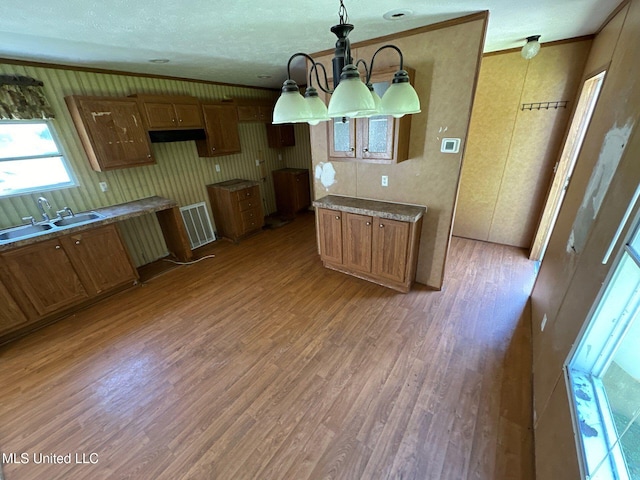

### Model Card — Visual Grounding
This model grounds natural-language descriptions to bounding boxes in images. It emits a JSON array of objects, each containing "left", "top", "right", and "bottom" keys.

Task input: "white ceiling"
[{"left": 0, "top": 0, "right": 618, "bottom": 89}]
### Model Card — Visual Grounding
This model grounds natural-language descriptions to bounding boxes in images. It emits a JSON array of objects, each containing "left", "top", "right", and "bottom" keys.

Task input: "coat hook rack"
[{"left": 521, "top": 100, "right": 569, "bottom": 111}]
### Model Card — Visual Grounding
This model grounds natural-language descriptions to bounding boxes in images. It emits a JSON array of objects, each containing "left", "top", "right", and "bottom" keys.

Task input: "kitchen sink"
[
  {"left": 0, "top": 211, "right": 106, "bottom": 243},
  {"left": 53, "top": 212, "right": 104, "bottom": 227},
  {"left": 0, "top": 223, "right": 54, "bottom": 241}
]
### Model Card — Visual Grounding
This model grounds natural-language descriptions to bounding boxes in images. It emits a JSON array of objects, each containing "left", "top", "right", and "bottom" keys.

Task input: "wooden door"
[
  {"left": 174, "top": 103, "right": 203, "bottom": 128},
  {"left": 74, "top": 98, "right": 154, "bottom": 170},
  {"left": 2, "top": 239, "right": 89, "bottom": 317},
  {"left": 143, "top": 102, "right": 177, "bottom": 128},
  {"left": 343, "top": 213, "right": 373, "bottom": 273},
  {"left": 372, "top": 217, "right": 409, "bottom": 283},
  {"left": 197, "top": 104, "right": 241, "bottom": 157},
  {"left": 317, "top": 208, "right": 343, "bottom": 264},
  {"left": 293, "top": 170, "right": 311, "bottom": 212},
  {"left": 61, "top": 225, "right": 138, "bottom": 296},
  {"left": 0, "top": 278, "right": 30, "bottom": 334}
]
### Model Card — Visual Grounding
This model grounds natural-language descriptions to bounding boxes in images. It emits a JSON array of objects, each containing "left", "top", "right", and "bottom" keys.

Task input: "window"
[
  {"left": 0, "top": 120, "right": 75, "bottom": 197},
  {"left": 568, "top": 216, "right": 640, "bottom": 479}
]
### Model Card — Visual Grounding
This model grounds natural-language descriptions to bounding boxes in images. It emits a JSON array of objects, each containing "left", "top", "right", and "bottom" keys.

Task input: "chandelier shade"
[
  {"left": 272, "top": 0, "right": 420, "bottom": 126},
  {"left": 521, "top": 35, "right": 541, "bottom": 60}
]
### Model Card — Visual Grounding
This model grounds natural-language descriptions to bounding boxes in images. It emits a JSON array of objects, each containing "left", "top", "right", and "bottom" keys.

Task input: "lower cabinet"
[
  {"left": 0, "top": 224, "right": 138, "bottom": 338},
  {"left": 0, "top": 278, "right": 30, "bottom": 335},
  {"left": 207, "top": 179, "right": 264, "bottom": 242},
  {"left": 273, "top": 168, "right": 311, "bottom": 216},
  {"left": 316, "top": 198, "right": 424, "bottom": 292}
]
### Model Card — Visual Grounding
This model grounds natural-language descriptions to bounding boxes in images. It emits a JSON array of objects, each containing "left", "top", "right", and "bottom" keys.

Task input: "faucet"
[{"left": 36, "top": 196, "right": 51, "bottom": 222}]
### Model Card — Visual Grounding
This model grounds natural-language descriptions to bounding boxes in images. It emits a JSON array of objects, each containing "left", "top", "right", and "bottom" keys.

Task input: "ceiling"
[{"left": 0, "top": 0, "right": 618, "bottom": 90}]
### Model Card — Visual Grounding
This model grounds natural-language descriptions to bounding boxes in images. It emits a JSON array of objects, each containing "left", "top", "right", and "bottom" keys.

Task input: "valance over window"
[{"left": 0, "top": 74, "right": 55, "bottom": 120}]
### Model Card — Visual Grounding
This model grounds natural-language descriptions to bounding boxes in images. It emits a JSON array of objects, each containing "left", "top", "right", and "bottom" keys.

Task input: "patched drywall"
[
  {"left": 568, "top": 118, "right": 635, "bottom": 254},
  {"left": 314, "top": 162, "right": 337, "bottom": 191}
]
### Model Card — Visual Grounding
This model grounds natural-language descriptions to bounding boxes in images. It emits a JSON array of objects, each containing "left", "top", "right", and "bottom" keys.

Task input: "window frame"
[
  {"left": 0, "top": 119, "right": 77, "bottom": 198},
  {"left": 566, "top": 212, "right": 640, "bottom": 480}
]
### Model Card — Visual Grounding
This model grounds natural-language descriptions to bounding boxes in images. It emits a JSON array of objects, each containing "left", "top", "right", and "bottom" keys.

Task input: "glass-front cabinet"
[{"left": 328, "top": 66, "right": 414, "bottom": 164}]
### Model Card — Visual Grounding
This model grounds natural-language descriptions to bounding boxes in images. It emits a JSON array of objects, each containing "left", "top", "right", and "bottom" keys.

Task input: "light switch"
[{"left": 99, "top": 181, "right": 108, "bottom": 192}]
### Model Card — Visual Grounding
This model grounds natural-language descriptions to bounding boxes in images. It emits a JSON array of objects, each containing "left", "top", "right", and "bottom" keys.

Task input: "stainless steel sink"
[
  {"left": 53, "top": 212, "right": 104, "bottom": 227},
  {"left": 0, "top": 211, "right": 105, "bottom": 243},
  {"left": 0, "top": 223, "right": 54, "bottom": 241}
]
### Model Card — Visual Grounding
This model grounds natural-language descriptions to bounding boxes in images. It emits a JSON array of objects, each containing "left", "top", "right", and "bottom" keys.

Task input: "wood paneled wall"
[
  {"left": 530, "top": 1, "right": 640, "bottom": 478},
  {"left": 454, "top": 39, "right": 592, "bottom": 249},
  {"left": 308, "top": 13, "right": 488, "bottom": 289},
  {"left": 0, "top": 63, "right": 312, "bottom": 266}
]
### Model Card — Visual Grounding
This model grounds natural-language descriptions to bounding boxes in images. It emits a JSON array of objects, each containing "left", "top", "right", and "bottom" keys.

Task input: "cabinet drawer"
[
  {"left": 241, "top": 208, "right": 262, "bottom": 232},
  {"left": 234, "top": 186, "right": 259, "bottom": 202},
  {"left": 239, "top": 196, "right": 260, "bottom": 212}
]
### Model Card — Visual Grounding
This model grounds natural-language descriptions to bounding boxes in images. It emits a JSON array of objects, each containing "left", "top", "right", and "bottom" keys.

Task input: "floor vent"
[{"left": 180, "top": 202, "right": 216, "bottom": 250}]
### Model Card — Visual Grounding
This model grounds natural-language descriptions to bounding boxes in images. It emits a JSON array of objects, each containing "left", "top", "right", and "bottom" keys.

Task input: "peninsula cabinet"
[
  {"left": 0, "top": 224, "right": 138, "bottom": 336},
  {"left": 207, "top": 179, "right": 264, "bottom": 242},
  {"left": 314, "top": 195, "right": 425, "bottom": 293},
  {"left": 65, "top": 95, "right": 155, "bottom": 171},
  {"left": 132, "top": 94, "right": 204, "bottom": 129},
  {"left": 328, "top": 66, "right": 414, "bottom": 164},
  {"left": 196, "top": 102, "right": 241, "bottom": 157}
]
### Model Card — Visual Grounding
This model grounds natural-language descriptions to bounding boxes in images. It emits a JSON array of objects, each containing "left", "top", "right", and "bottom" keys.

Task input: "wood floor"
[{"left": 0, "top": 212, "right": 537, "bottom": 480}]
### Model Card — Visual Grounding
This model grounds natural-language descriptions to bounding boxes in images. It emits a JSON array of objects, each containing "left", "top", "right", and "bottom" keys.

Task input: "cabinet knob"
[
  {"left": 179, "top": 118, "right": 183, "bottom": 123},
  {"left": 147, "top": 154, "right": 152, "bottom": 158},
  {"left": 379, "top": 224, "right": 384, "bottom": 228},
  {"left": 350, "top": 147, "right": 355, "bottom": 152},
  {"left": 246, "top": 192, "right": 251, "bottom": 196},
  {"left": 366, "top": 222, "right": 371, "bottom": 226},
  {"left": 75, "top": 240, "right": 81, "bottom": 245},
  {"left": 55, "top": 245, "right": 61, "bottom": 250},
  {"left": 335, "top": 216, "right": 340, "bottom": 220},
  {"left": 212, "top": 147, "right": 216, "bottom": 151},
  {"left": 172, "top": 118, "right": 176, "bottom": 123},
  {"left": 363, "top": 148, "right": 369, "bottom": 153}
]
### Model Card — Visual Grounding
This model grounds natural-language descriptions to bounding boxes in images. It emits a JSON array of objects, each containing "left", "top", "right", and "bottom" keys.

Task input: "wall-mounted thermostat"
[{"left": 441, "top": 138, "right": 461, "bottom": 153}]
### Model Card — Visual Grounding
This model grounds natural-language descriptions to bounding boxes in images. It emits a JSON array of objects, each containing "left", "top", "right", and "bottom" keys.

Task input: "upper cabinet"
[
  {"left": 196, "top": 102, "right": 242, "bottom": 157},
  {"left": 329, "top": 66, "right": 414, "bottom": 164},
  {"left": 236, "top": 99, "right": 274, "bottom": 123},
  {"left": 266, "top": 124, "right": 295, "bottom": 148},
  {"left": 65, "top": 95, "right": 155, "bottom": 172},
  {"left": 132, "top": 94, "right": 204, "bottom": 129}
]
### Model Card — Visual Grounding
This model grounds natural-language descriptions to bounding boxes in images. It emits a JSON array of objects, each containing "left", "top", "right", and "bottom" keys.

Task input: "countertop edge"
[
  {"left": 0, "top": 196, "right": 177, "bottom": 252},
  {"left": 313, "top": 195, "right": 426, "bottom": 223}
]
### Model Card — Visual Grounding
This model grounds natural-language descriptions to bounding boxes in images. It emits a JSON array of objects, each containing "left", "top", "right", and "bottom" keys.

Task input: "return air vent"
[{"left": 179, "top": 202, "right": 215, "bottom": 250}]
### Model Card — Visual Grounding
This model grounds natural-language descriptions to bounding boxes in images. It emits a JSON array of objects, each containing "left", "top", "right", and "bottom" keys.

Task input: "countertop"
[
  {"left": 207, "top": 178, "right": 260, "bottom": 192},
  {"left": 313, "top": 195, "right": 426, "bottom": 223},
  {"left": 0, "top": 196, "right": 177, "bottom": 251}
]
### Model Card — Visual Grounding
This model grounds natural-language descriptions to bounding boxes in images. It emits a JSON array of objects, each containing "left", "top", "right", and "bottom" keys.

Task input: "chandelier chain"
[{"left": 338, "top": 0, "right": 348, "bottom": 25}]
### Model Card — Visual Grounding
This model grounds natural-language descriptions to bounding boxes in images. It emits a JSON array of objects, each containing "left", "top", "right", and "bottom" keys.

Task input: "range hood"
[{"left": 148, "top": 128, "right": 206, "bottom": 143}]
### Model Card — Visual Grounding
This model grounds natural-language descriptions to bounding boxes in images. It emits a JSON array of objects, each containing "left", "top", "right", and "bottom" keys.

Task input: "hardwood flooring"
[{"left": 0, "top": 212, "right": 537, "bottom": 480}]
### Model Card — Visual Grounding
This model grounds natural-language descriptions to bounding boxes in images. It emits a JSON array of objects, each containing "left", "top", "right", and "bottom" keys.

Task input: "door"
[
  {"left": 530, "top": 70, "right": 606, "bottom": 261},
  {"left": 359, "top": 80, "right": 395, "bottom": 161},
  {"left": 372, "top": 217, "right": 409, "bottom": 283},
  {"left": 318, "top": 208, "right": 343, "bottom": 264},
  {"left": 199, "top": 103, "right": 241, "bottom": 156},
  {"left": 2, "top": 238, "right": 89, "bottom": 317},
  {"left": 329, "top": 117, "right": 356, "bottom": 159},
  {"left": 0, "top": 278, "right": 29, "bottom": 334},
  {"left": 343, "top": 212, "right": 373, "bottom": 273},
  {"left": 174, "top": 103, "right": 203, "bottom": 128},
  {"left": 61, "top": 225, "right": 137, "bottom": 296},
  {"left": 142, "top": 102, "right": 177, "bottom": 128}
]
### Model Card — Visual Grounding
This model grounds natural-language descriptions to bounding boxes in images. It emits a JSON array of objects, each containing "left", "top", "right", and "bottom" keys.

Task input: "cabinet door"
[
  {"left": 372, "top": 217, "right": 409, "bottom": 283},
  {"left": 61, "top": 225, "right": 138, "bottom": 296},
  {"left": 2, "top": 239, "right": 89, "bottom": 317},
  {"left": 360, "top": 115, "right": 395, "bottom": 161},
  {"left": 0, "top": 278, "right": 30, "bottom": 335},
  {"left": 293, "top": 171, "right": 311, "bottom": 212},
  {"left": 67, "top": 97, "right": 154, "bottom": 171},
  {"left": 174, "top": 103, "right": 203, "bottom": 128},
  {"left": 343, "top": 213, "right": 373, "bottom": 273},
  {"left": 329, "top": 117, "right": 356, "bottom": 159},
  {"left": 197, "top": 103, "right": 241, "bottom": 157},
  {"left": 142, "top": 102, "right": 177, "bottom": 128},
  {"left": 266, "top": 124, "right": 295, "bottom": 148},
  {"left": 318, "top": 208, "right": 343, "bottom": 264}
]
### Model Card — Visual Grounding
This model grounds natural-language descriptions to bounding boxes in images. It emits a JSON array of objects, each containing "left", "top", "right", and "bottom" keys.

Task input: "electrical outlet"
[
  {"left": 215, "top": 164, "right": 221, "bottom": 173},
  {"left": 381, "top": 175, "right": 388, "bottom": 187},
  {"left": 278, "top": 154, "right": 283, "bottom": 161},
  {"left": 99, "top": 181, "right": 108, "bottom": 192},
  {"left": 255, "top": 159, "right": 261, "bottom": 166}
]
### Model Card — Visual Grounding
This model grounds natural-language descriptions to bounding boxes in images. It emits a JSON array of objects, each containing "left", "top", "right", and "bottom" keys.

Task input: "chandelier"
[{"left": 272, "top": 0, "right": 421, "bottom": 125}]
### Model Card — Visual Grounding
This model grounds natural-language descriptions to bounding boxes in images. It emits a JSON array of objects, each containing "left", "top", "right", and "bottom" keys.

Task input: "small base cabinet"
[
  {"left": 314, "top": 196, "right": 425, "bottom": 293},
  {"left": 273, "top": 168, "right": 311, "bottom": 217},
  {"left": 207, "top": 179, "right": 264, "bottom": 242}
]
